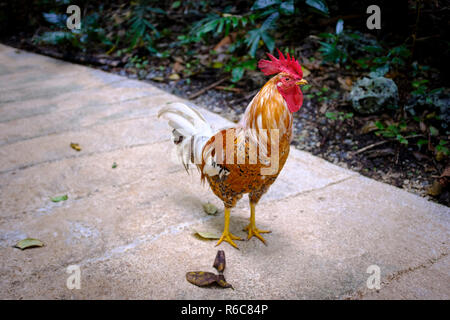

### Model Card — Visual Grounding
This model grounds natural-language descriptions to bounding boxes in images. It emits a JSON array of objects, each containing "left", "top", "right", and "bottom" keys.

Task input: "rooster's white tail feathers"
[{"left": 158, "top": 102, "right": 212, "bottom": 171}]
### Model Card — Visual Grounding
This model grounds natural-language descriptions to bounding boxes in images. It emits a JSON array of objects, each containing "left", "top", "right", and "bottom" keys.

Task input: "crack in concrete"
[
  {"left": 278, "top": 174, "right": 359, "bottom": 201},
  {"left": 0, "top": 138, "right": 170, "bottom": 176},
  {"left": 0, "top": 103, "right": 163, "bottom": 147},
  {"left": 345, "top": 251, "right": 449, "bottom": 299},
  {"left": 0, "top": 78, "right": 126, "bottom": 106},
  {"left": 79, "top": 215, "right": 215, "bottom": 266}
]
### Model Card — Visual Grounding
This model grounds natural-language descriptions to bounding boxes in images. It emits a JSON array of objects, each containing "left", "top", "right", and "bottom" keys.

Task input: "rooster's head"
[{"left": 258, "top": 49, "right": 308, "bottom": 113}]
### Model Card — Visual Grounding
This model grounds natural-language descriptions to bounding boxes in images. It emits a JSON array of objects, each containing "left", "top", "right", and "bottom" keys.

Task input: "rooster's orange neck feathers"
[{"left": 242, "top": 74, "right": 293, "bottom": 138}]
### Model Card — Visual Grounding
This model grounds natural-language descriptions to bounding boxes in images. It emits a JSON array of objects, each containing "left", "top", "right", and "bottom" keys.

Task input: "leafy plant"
[
  {"left": 318, "top": 19, "right": 349, "bottom": 64},
  {"left": 126, "top": 1, "right": 166, "bottom": 52},
  {"left": 224, "top": 56, "right": 257, "bottom": 82},
  {"left": 325, "top": 111, "right": 353, "bottom": 121},
  {"left": 245, "top": 11, "right": 278, "bottom": 57},
  {"left": 190, "top": 13, "right": 252, "bottom": 40},
  {"left": 36, "top": 30, "right": 77, "bottom": 46},
  {"left": 305, "top": 0, "right": 329, "bottom": 15},
  {"left": 246, "top": 0, "right": 296, "bottom": 56},
  {"left": 36, "top": 10, "right": 111, "bottom": 49},
  {"left": 374, "top": 121, "right": 409, "bottom": 145},
  {"left": 435, "top": 140, "right": 449, "bottom": 156}
]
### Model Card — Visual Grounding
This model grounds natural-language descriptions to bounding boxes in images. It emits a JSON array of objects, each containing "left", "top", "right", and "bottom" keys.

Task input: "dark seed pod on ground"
[
  {"left": 217, "top": 274, "right": 233, "bottom": 289},
  {"left": 213, "top": 250, "right": 226, "bottom": 273},
  {"left": 186, "top": 271, "right": 218, "bottom": 287}
]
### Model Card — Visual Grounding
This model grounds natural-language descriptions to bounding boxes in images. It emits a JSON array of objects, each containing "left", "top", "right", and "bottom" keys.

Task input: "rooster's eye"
[{"left": 284, "top": 77, "right": 289, "bottom": 81}]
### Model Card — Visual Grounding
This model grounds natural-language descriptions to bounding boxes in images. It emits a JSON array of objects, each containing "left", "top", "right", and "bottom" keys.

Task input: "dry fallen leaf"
[
  {"left": 213, "top": 250, "right": 226, "bottom": 273},
  {"left": 172, "top": 61, "right": 184, "bottom": 73},
  {"left": 360, "top": 121, "right": 379, "bottom": 134},
  {"left": 337, "top": 76, "right": 352, "bottom": 91},
  {"left": 70, "top": 143, "right": 81, "bottom": 151},
  {"left": 217, "top": 274, "right": 233, "bottom": 289},
  {"left": 427, "top": 180, "right": 443, "bottom": 196},
  {"left": 202, "top": 202, "right": 218, "bottom": 215},
  {"left": 186, "top": 250, "right": 233, "bottom": 289},
  {"left": 15, "top": 238, "right": 44, "bottom": 250},
  {"left": 194, "top": 230, "right": 221, "bottom": 240},
  {"left": 301, "top": 66, "right": 311, "bottom": 78},
  {"left": 151, "top": 76, "right": 165, "bottom": 82},
  {"left": 168, "top": 73, "right": 180, "bottom": 81},
  {"left": 186, "top": 271, "right": 219, "bottom": 287},
  {"left": 440, "top": 166, "right": 450, "bottom": 178}
]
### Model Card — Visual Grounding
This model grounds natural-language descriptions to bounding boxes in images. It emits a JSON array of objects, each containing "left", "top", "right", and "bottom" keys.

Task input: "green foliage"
[
  {"left": 374, "top": 121, "right": 409, "bottom": 145},
  {"left": 125, "top": 55, "right": 149, "bottom": 69},
  {"left": 37, "top": 10, "right": 111, "bottom": 49},
  {"left": 305, "top": 0, "right": 329, "bottom": 15},
  {"left": 245, "top": 12, "right": 278, "bottom": 57},
  {"left": 190, "top": 13, "right": 251, "bottom": 40},
  {"left": 325, "top": 111, "right": 353, "bottom": 121},
  {"left": 127, "top": 1, "right": 165, "bottom": 52},
  {"left": 224, "top": 56, "right": 257, "bottom": 82},
  {"left": 36, "top": 31, "right": 77, "bottom": 46},
  {"left": 318, "top": 20, "right": 349, "bottom": 64},
  {"left": 436, "top": 140, "right": 449, "bottom": 156},
  {"left": 246, "top": 0, "right": 298, "bottom": 56}
]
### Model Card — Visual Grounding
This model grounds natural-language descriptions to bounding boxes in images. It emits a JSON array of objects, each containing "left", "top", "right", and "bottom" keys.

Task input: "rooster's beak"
[{"left": 296, "top": 79, "right": 308, "bottom": 86}]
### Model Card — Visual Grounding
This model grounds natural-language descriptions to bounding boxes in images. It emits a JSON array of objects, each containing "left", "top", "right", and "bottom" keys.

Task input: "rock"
[
  {"left": 349, "top": 76, "right": 399, "bottom": 114},
  {"left": 405, "top": 88, "right": 450, "bottom": 125}
]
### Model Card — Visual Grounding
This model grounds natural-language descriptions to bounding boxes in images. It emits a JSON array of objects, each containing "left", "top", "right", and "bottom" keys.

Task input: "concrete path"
[{"left": 0, "top": 44, "right": 448, "bottom": 300}]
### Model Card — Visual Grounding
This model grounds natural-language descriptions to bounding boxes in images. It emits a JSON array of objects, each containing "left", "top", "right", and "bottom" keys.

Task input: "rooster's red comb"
[{"left": 258, "top": 49, "right": 303, "bottom": 79}]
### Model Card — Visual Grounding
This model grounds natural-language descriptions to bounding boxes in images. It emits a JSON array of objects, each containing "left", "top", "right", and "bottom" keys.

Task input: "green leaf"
[
  {"left": 317, "top": 32, "right": 335, "bottom": 39},
  {"left": 38, "top": 31, "right": 75, "bottom": 45},
  {"left": 375, "top": 121, "right": 385, "bottom": 130},
  {"left": 325, "top": 112, "right": 337, "bottom": 120},
  {"left": 245, "top": 12, "right": 278, "bottom": 56},
  {"left": 280, "top": 0, "right": 295, "bottom": 15},
  {"left": 382, "top": 131, "right": 396, "bottom": 138},
  {"left": 51, "top": 195, "right": 68, "bottom": 203},
  {"left": 335, "top": 19, "right": 344, "bottom": 35},
  {"left": 42, "top": 12, "right": 67, "bottom": 27},
  {"left": 251, "top": 0, "right": 280, "bottom": 11},
  {"left": 429, "top": 126, "right": 439, "bottom": 136},
  {"left": 305, "top": 0, "right": 329, "bottom": 15},
  {"left": 15, "top": 238, "right": 44, "bottom": 250},
  {"left": 397, "top": 135, "right": 408, "bottom": 145},
  {"left": 260, "top": 31, "right": 275, "bottom": 52},
  {"left": 240, "top": 59, "right": 257, "bottom": 70},
  {"left": 171, "top": 1, "right": 181, "bottom": 8},
  {"left": 364, "top": 45, "right": 383, "bottom": 53},
  {"left": 417, "top": 139, "right": 428, "bottom": 148},
  {"left": 231, "top": 67, "right": 245, "bottom": 83}
]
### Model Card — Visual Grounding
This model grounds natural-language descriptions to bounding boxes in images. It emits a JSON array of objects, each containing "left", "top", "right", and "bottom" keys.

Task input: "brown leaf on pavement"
[
  {"left": 186, "top": 250, "right": 233, "bottom": 289},
  {"left": 186, "top": 271, "right": 219, "bottom": 287},
  {"left": 70, "top": 143, "right": 81, "bottom": 151},
  {"left": 213, "top": 250, "right": 226, "bottom": 273}
]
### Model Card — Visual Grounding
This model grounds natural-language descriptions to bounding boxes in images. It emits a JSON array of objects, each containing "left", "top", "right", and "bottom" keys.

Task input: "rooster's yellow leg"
[
  {"left": 216, "top": 208, "right": 242, "bottom": 249},
  {"left": 244, "top": 202, "right": 271, "bottom": 244}
]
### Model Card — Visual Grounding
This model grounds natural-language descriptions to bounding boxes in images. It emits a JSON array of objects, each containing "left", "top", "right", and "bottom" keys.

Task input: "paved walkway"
[{"left": 0, "top": 44, "right": 448, "bottom": 299}]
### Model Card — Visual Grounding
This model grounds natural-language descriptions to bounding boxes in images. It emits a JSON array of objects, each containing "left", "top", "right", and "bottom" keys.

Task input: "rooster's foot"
[
  {"left": 244, "top": 224, "right": 271, "bottom": 244},
  {"left": 216, "top": 231, "right": 242, "bottom": 249}
]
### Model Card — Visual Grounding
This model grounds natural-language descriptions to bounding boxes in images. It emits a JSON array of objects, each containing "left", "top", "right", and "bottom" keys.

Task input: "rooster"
[{"left": 158, "top": 50, "right": 308, "bottom": 249}]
